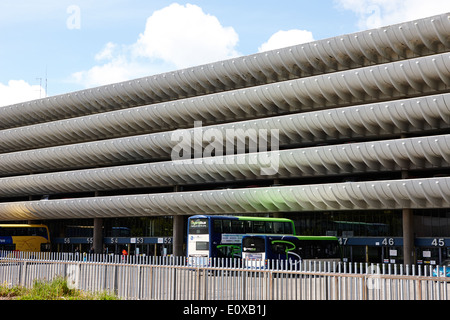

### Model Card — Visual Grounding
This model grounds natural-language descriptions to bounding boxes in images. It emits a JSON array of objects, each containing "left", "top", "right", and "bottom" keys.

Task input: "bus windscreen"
[{"left": 189, "top": 218, "right": 209, "bottom": 234}]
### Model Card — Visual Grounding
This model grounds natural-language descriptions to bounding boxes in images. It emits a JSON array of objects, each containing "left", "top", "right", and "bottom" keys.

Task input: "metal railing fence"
[{"left": 0, "top": 251, "right": 448, "bottom": 300}]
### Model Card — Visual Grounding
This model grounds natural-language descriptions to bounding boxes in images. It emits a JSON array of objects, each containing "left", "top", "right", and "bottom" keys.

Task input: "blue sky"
[{"left": 0, "top": 0, "right": 449, "bottom": 106}]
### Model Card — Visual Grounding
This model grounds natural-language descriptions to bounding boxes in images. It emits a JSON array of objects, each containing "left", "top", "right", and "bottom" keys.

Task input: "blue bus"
[
  {"left": 187, "top": 215, "right": 296, "bottom": 262},
  {"left": 241, "top": 234, "right": 341, "bottom": 268}
]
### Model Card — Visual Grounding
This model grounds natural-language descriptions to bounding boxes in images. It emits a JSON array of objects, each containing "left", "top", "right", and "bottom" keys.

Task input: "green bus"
[
  {"left": 242, "top": 234, "right": 341, "bottom": 268},
  {"left": 187, "top": 215, "right": 296, "bottom": 261}
]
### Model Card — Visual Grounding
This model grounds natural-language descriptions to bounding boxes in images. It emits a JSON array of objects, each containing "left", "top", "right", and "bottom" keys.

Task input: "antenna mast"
[{"left": 45, "top": 66, "right": 48, "bottom": 97}]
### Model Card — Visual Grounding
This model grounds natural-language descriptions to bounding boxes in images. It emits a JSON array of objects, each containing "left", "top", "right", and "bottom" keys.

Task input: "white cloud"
[
  {"left": 71, "top": 44, "right": 148, "bottom": 88},
  {"left": 134, "top": 3, "right": 240, "bottom": 68},
  {"left": 334, "top": 0, "right": 450, "bottom": 29},
  {"left": 0, "top": 80, "right": 46, "bottom": 107},
  {"left": 94, "top": 42, "right": 118, "bottom": 61},
  {"left": 71, "top": 3, "right": 240, "bottom": 88},
  {"left": 258, "top": 29, "right": 315, "bottom": 53}
]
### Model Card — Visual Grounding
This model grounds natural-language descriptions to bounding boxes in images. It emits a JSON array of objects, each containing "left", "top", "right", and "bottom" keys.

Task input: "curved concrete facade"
[
  {"left": 1, "top": 13, "right": 448, "bottom": 130},
  {"left": 1, "top": 53, "right": 449, "bottom": 153},
  {"left": 0, "top": 13, "right": 450, "bottom": 262},
  {"left": 0, "top": 93, "right": 448, "bottom": 175},
  {"left": 0, "top": 134, "right": 449, "bottom": 197},
  {"left": 0, "top": 177, "right": 448, "bottom": 221}
]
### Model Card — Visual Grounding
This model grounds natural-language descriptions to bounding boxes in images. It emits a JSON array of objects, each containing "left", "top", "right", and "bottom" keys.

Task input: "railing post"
[
  {"left": 203, "top": 266, "right": 208, "bottom": 300},
  {"left": 269, "top": 270, "right": 273, "bottom": 300},
  {"left": 137, "top": 265, "right": 142, "bottom": 300},
  {"left": 418, "top": 279, "right": 422, "bottom": 301},
  {"left": 196, "top": 267, "right": 201, "bottom": 300},
  {"left": 149, "top": 264, "right": 154, "bottom": 300},
  {"left": 20, "top": 261, "right": 27, "bottom": 287},
  {"left": 362, "top": 276, "right": 367, "bottom": 300},
  {"left": 334, "top": 276, "right": 339, "bottom": 300},
  {"left": 172, "top": 265, "right": 177, "bottom": 300},
  {"left": 113, "top": 263, "right": 119, "bottom": 296}
]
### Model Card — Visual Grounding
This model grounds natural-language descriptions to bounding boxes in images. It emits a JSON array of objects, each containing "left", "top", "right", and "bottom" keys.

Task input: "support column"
[
  {"left": 173, "top": 215, "right": 184, "bottom": 257},
  {"left": 403, "top": 208, "right": 414, "bottom": 266},
  {"left": 172, "top": 185, "right": 184, "bottom": 257},
  {"left": 93, "top": 218, "right": 103, "bottom": 254},
  {"left": 402, "top": 168, "right": 414, "bottom": 266}
]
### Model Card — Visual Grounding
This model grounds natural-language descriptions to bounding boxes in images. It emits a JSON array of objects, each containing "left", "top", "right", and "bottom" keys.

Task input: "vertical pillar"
[
  {"left": 403, "top": 208, "right": 414, "bottom": 266},
  {"left": 172, "top": 185, "right": 184, "bottom": 257},
  {"left": 173, "top": 215, "right": 184, "bottom": 257},
  {"left": 402, "top": 169, "right": 414, "bottom": 266},
  {"left": 93, "top": 218, "right": 103, "bottom": 254}
]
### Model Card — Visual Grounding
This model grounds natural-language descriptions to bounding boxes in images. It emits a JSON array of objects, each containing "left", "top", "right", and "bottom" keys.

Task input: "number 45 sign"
[{"left": 431, "top": 238, "right": 446, "bottom": 247}]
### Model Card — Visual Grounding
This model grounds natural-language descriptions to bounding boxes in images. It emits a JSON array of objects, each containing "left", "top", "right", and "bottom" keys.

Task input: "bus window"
[
  {"left": 297, "top": 240, "right": 341, "bottom": 259},
  {"left": 273, "top": 222, "right": 284, "bottom": 234},
  {"left": 242, "top": 237, "right": 265, "bottom": 253},
  {"left": 244, "top": 220, "right": 252, "bottom": 233},
  {"left": 253, "top": 221, "right": 265, "bottom": 233},
  {"left": 232, "top": 220, "right": 245, "bottom": 233},
  {"left": 265, "top": 222, "right": 273, "bottom": 233},
  {"left": 189, "top": 218, "right": 209, "bottom": 234},
  {"left": 213, "top": 220, "right": 222, "bottom": 233},
  {"left": 217, "top": 244, "right": 241, "bottom": 258},
  {"left": 196, "top": 241, "right": 209, "bottom": 251},
  {"left": 0, "top": 244, "right": 16, "bottom": 251},
  {"left": 283, "top": 222, "right": 293, "bottom": 234},
  {"left": 222, "top": 220, "right": 231, "bottom": 233},
  {"left": 32, "top": 227, "right": 48, "bottom": 238}
]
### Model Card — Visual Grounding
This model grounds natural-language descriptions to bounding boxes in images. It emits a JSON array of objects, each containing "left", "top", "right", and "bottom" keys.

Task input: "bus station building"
[{"left": 0, "top": 13, "right": 449, "bottom": 265}]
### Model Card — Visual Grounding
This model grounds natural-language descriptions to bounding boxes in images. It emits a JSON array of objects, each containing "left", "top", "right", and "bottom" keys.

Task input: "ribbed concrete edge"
[
  {"left": 0, "top": 177, "right": 448, "bottom": 220},
  {"left": 1, "top": 53, "right": 449, "bottom": 153},
  {"left": 0, "top": 134, "right": 448, "bottom": 197},
  {"left": 0, "top": 93, "right": 448, "bottom": 175}
]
